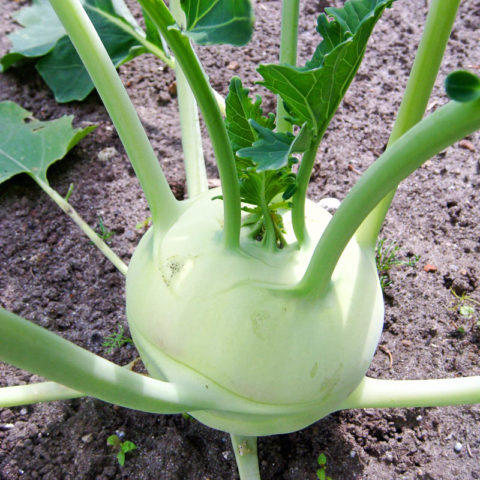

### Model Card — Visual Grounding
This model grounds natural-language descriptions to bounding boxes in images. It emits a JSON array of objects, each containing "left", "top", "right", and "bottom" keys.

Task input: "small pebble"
[
  {"left": 454, "top": 442, "right": 463, "bottom": 452},
  {"left": 416, "top": 415, "right": 423, "bottom": 422},
  {"left": 222, "top": 451, "right": 231, "bottom": 460},
  {"left": 116, "top": 430, "right": 125, "bottom": 439},
  {"left": 227, "top": 61, "right": 240, "bottom": 71},
  {"left": 97, "top": 147, "right": 118, "bottom": 163},
  {"left": 459, "top": 139, "right": 475, "bottom": 152},
  {"left": 125, "top": 230, "right": 137, "bottom": 242},
  {"left": 349, "top": 450, "right": 356, "bottom": 458},
  {"left": 19, "top": 408, "right": 27, "bottom": 416}
]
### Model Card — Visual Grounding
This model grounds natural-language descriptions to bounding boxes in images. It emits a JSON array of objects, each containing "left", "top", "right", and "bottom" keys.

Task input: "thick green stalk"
[
  {"left": 170, "top": 0, "right": 208, "bottom": 198},
  {"left": 87, "top": 4, "right": 227, "bottom": 116},
  {"left": 260, "top": 174, "right": 277, "bottom": 251},
  {"left": 0, "top": 382, "right": 83, "bottom": 407},
  {"left": 48, "top": 0, "right": 181, "bottom": 235},
  {"left": 230, "top": 434, "right": 261, "bottom": 480},
  {"left": 87, "top": 5, "right": 175, "bottom": 68},
  {"left": 340, "top": 376, "right": 480, "bottom": 410},
  {"left": 0, "top": 307, "right": 198, "bottom": 413},
  {"left": 276, "top": 0, "right": 300, "bottom": 133},
  {"left": 297, "top": 98, "right": 480, "bottom": 297},
  {"left": 291, "top": 135, "right": 323, "bottom": 245},
  {"left": 0, "top": 308, "right": 311, "bottom": 417},
  {"left": 37, "top": 180, "right": 128, "bottom": 275},
  {"left": 138, "top": 0, "right": 241, "bottom": 250},
  {"left": 357, "top": 0, "right": 461, "bottom": 246}
]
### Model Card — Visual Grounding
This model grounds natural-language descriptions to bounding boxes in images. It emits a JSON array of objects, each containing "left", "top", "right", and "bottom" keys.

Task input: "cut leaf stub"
[
  {"left": 445, "top": 70, "right": 480, "bottom": 103},
  {"left": 0, "top": 101, "right": 95, "bottom": 185}
]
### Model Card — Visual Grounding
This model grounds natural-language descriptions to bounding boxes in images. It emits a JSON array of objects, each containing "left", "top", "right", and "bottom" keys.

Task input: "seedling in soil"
[
  {"left": 449, "top": 289, "right": 480, "bottom": 333},
  {"left": 135, "top": 216, "right": 152, "bottom": 230},
  {"left": 375, "top": 238, "right": 419, "bottom": 289},
  {"left": 1, "top": 1, "right": 480, "bottom": 479},
  {"left": 95, "top": 215, "right": 115, "bottom": 242},
  {"left": 107, "top": 434, "right": 138, "bottom": 467},
  {"left": 103, "top": 324, "right": 134, "bottom": 353},
  {"left": 316, "top": 452, "right": 333, "bottom": 480}
]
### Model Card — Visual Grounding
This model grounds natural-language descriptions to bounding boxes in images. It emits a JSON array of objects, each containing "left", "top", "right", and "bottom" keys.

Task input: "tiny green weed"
[
  {"left": 375, "top": 239, "right": 420, "bottom": 290},
  {"left": 107, "top": 434, "right": 137, "bottom": 467},
  {"left": 96, "top": 215, "right": 115, "bottom": 242},
  {"left": 136, "top": 216, "right": 152, "bottom": 230},
  {"left": 449, "top": 289, "right": 480, "bottom": 333},
  {"left": 103, "top": 325, "right": 133, "bottom": 353},
  {"left": 316, "top": 452, "right": 332, "bottom": 480}
]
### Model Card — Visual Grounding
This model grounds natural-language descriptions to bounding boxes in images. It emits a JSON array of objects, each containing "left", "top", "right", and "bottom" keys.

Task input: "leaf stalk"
[
  {"left": 138, "top": 0, "right": 241, "bottom": 250},
  {"left": 297, "top": 98, "right": 480, "bottom": 297},
  {"left": 276, "top": 0, "right": 300, "bottom": 133},
  {"left": 38, "top": 180, "right": 128, "bottom": 275},
  {"left": 230, "top": 434, "right": 261, "bottom": 480},
  {"left": 48, "top": 0, "right": 181, "bottom": 236},
  {"left": 357, "top": 0, "right": 462, "bottom": 246}
]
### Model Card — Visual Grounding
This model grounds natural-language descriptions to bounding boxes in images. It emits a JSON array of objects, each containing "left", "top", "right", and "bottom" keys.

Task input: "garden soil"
[{"left": 1, "top": 0, "right": 480, "bottom": 478}]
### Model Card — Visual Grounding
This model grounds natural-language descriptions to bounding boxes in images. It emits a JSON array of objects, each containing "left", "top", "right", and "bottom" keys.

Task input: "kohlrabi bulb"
[{"left": 126, "top": 189, "right": 383, "bottom": 436}]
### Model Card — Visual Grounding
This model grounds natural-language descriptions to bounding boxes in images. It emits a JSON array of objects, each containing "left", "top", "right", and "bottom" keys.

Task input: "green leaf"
[
  {"left": 318, "top": 453, "right": 327, "bottom": 466},
  {"left": 237, "top": 120, "right": 295, "bottom": 171},
  {"left": 445, "top": 70, "right": 480, "bottom": 103},
  {"left": 225, "top": 77, "right": 275, "bottom": 152},
  {"left": 121, "top": 440, "right": 138, "bottom": 454},
  {"left": 459, "top": 304, "right": 475, "bottom": 319},
  {"left": 117, "top": 450, "right": 126, "bottom": 466},
  {"left": 107, "top": 434, "right": 121, "bottom": 447},
  {"left": 0, "top": 0, "right": 65, "bottom": 72},
  {"left": 180, "top": 0, "right": 254, "bottom": 46},
  {"left": 1, "top": 0, "right": 144, "bottom": 102},
  {"left": 0, "top": 101, "right": 95, "bottom": 185},
  {"left": 36, "top": 0, "right": 141, "bottom": 102},
  {"left": 258, "top": 0, "right": 393, "bottom": 135}
]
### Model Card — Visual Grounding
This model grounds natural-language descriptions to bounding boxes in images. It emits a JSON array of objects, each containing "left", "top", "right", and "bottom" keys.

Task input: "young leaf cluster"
[
  {"left": 107, "top": 434, "right": 137, "bottom": 466},
  {"left": 224, "top": 77, "right": 296, "bottom": 249},
  {"left": 221, "top": 0, "right": 395, "bottom": 250}
]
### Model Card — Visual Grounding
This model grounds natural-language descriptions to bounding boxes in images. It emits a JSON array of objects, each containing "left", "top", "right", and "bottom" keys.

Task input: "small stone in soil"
[{"left": 97, "top": 147, "right": 118, "bottom": 163}]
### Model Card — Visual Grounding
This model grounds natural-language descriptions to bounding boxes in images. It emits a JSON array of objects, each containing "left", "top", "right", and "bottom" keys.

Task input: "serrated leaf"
[
  {"left": 237, "top": 120, "right": 295, "bottom": 171},
  {"left": 225, "top": 77, "right": 275, "bottom": 152},
  {"left": 0, "top": 101, "right": 95, "bottom": 185},
  {"left": 445, "top": 70, "right": 480, "bottom": 103},
  {"left": 238, "top": 121, "right": 311, "bottom": 172},
  {"left": 180, "top": 0, "right": 254, "bottom": 46},
  {"left": 258, "top": 0, "right": 393, "bottom": 135}
]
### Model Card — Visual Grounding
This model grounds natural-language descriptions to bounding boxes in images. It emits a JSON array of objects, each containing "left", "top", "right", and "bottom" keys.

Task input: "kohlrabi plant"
[{"left": 1, "top": 0, "right": 480, "bottom": 478}]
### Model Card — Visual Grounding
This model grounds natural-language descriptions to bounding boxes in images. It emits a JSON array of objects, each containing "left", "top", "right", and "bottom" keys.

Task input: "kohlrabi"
[{"left": 1, "top": 0, "right": 480, "bottom": 478}]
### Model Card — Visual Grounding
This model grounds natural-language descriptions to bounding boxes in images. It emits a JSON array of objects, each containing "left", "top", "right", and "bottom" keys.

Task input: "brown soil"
[{"left": 1, "top": 0, "right": 480, "bottom": 479}]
